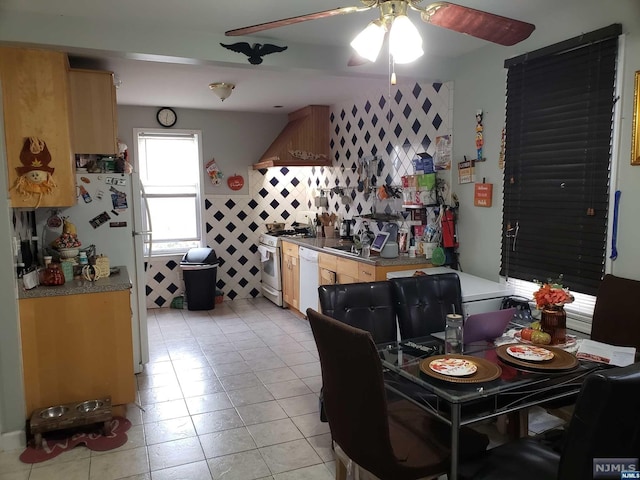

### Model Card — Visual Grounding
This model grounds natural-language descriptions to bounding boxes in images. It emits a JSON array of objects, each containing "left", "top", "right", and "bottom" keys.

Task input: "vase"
[{"left": 541, "top": 305, "right": 566, "bottom": 345}]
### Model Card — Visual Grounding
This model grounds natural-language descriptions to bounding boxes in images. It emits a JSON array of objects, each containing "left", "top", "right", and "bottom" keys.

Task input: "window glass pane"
[
  {"left": 501, "top": 32, "right": 618, "bottom": 297},
  {"left": 146, "top": 196, "right": 199, "bottom": 241},
  {"left": 151, "top": 239, "right": 201, "bottom": 253},
  {"left": 144, "top": 185, "right": 197, "bottom": 195},
  {"left": 136, "top": 129, "right": 203, "bottom": 256},
  {"left": 506, "top": 278, "right": 595, "bottom": 334},
  {"left": 140, "top": 137, "right": 199, "bottom": 186}
]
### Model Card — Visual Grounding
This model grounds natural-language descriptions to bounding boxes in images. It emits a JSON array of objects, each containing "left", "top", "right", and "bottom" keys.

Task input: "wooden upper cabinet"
[
  {"left": 69, "top": 69, "right": 118, "bottom": 155},
  {"left": 0, "top": 47, "right": 76, "bottom": 207}
]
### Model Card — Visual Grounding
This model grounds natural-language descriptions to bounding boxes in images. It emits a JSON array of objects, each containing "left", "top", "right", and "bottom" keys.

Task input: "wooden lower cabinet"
[
  {"left": 318, "top": 253, "right": 337, "bottom": 286},
  {"left": 19, "top": 290, "right": 135, "bottom": 417},
  {"left": 319, "top": 267, "right": 336, "bottom": 286},
  {"left": 282, "top": 241, "right": 300, "bottom": 309}
]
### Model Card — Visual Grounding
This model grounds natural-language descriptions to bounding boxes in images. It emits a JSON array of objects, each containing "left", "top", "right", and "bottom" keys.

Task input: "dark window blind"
[{"left": 501, "top": 26, "right": 620, "bottom": 296}]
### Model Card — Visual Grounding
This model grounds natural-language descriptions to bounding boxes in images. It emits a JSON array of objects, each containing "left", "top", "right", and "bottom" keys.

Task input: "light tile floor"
[
  {"left": 0, "top": 297, "right": 513, "bottom": 480},
  {"left": 1, "top": 298, "right": 335, "bottom": 480}
]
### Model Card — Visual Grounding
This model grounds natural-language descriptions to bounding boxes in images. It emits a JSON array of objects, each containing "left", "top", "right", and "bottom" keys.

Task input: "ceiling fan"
[{"left": 226, "top": 1, "right": 536, "bottom": 62}]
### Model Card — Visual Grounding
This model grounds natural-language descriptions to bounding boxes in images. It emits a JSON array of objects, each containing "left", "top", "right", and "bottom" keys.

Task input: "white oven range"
[
  {"left": 257, "top": 211, "right": 317, "bottom": 307},
  {"left": 258, "top": 233, "right": 283, "bottom": 307}
]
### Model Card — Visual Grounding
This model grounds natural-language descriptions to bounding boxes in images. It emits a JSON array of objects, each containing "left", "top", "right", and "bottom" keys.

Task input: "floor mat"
[{"left": 20, "top": 416, "right": 131, "bottom": 464}]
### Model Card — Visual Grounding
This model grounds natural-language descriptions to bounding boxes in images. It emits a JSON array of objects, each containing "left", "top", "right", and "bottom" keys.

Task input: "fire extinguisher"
[{"left": 441, "top": 208, "right": 458, "bottom": 248}]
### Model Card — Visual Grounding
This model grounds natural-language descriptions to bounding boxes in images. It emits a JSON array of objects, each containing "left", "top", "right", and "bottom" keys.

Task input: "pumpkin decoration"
[{"left": 227, "top": 173, "right": 244, "bottom": 191}]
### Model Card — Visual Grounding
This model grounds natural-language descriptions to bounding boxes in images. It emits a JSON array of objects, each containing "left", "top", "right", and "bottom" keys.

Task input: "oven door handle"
[{"left": 258, "top": 244, "right": 275, "bottom": 262}]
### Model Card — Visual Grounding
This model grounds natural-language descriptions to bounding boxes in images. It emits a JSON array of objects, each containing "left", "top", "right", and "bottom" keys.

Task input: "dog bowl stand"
[{"left": 29, "top": 397, "right": 112, "bottom": 448}]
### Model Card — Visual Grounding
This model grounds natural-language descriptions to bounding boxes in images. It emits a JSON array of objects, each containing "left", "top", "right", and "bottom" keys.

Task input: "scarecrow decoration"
[
  {"left": 475, "top": 110, "right": 484, "bottom": 162},
  {"left": 11, "top": 137, "right": 57, "bottom": 207}
]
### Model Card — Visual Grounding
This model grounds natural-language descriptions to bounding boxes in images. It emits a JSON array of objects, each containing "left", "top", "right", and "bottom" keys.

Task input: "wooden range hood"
[{"left": 253, "top": 105, "right": 331, "bottom": 170}]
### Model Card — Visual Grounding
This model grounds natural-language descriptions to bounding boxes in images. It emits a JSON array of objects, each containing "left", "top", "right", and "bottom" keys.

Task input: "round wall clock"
[{"left": 156, "top": 107, "right": 177, "bottom": 128}]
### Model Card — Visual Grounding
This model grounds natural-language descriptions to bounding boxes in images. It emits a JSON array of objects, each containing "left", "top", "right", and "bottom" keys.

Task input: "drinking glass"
[{"left": 445, "top": 313, "right": 464, "bottom": 354}]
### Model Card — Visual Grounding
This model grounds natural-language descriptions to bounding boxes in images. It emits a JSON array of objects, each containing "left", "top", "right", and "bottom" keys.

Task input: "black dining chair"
[
  {"left": 316, "top": 281, "right": 399, "bottom": 423},
  {"left": 541, "top": 274, "right": 640, "bottom": 414},
  {"left": 389, "top": 273, "right": 464, "bottom": 339},
  {"left": 458, "top": 362, "right": 640, "bottom": 480},
  {"left": 307, "top": 308, "right": 489, "bottom": 480},
  {"left": 591, "top": 274, "right": 640, "bottom": 351},
  {"left": 317, "top": 281, "right": 398, "bottom": 344}
]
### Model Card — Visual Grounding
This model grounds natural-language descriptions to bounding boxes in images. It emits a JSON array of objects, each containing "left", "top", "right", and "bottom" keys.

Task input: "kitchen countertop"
[
  {"left": 18, "top": 266, "right": 132, "bottom": 299},
  {"left": 279, "top": 236, "right": 433, "bottom": 267}
]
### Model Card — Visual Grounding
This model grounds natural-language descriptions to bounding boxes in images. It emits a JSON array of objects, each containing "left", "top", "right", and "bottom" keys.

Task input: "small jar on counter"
[
  {"left": 78, "top": 251, "right": 89, "bottom": 265},
  {"left": 42, "top": 263, "right": 65, "bottom": 286}
]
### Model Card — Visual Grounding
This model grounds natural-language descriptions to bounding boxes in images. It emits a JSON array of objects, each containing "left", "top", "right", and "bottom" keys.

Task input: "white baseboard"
[{"left": 1, "top": 429, "right": 26, "bottom": 452}]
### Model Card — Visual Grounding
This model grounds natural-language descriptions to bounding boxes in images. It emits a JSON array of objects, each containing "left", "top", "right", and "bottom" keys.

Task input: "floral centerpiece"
[
  {"left": 533, "top": 276, "right": 574, "bottom": 309},
  {"left": 533, "top": 275, "right": 573, "bottom": 345}
]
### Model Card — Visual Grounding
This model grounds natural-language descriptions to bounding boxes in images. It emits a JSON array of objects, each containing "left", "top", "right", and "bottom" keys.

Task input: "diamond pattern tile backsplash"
[{"left": 145, "top": 81, "right": 453, "bottom": 309}]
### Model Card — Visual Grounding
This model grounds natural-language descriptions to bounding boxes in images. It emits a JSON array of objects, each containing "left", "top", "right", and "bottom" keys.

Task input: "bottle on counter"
[
  {"left": 78, "top": 251, "right": 89, "bottom": 265},
  {"left": 361, "top": 237, "right": 371, "bottom": 258}
]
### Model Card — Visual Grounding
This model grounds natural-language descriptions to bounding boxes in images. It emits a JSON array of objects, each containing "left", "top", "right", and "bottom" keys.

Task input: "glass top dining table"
[{"left": 377, "top": 336, "right": 607, "bottom": 480}]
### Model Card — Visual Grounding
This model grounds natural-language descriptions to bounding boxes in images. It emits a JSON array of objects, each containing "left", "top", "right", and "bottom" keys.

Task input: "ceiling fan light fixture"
[
  {"left": 208, "top": 82, "right": 235, "bottom": 102},
  {"left": 389, "top": 14, "right": 424, "bottom": 64},
  {"left": 350, "top": 20, "right": 385, "bottom": 62}
]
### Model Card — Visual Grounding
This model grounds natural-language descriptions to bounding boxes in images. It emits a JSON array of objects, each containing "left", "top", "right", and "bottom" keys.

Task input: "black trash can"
[{"left": 180, "top": 247, "right": 219, "bottom": 310}]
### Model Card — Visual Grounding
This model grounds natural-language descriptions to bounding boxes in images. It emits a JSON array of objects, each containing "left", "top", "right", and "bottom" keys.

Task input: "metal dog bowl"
[
  {"left": 76, "top": 400, "right": 104, "bottom": 413},
  {"left": 39, "top": 406, "right": 69, "bottom": 419}
]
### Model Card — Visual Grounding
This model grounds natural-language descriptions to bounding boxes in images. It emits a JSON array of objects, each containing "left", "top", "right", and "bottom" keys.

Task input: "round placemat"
[
  {"left": 419, "top": 354, "right": 502, "bottom": 384},
  {"left": 496, "top": 344, "right": 579, "bottom": 371}
]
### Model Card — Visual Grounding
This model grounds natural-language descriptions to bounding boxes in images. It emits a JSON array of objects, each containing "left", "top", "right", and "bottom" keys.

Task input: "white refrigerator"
[{"left": 38, "top": 172, "right": 150, "bottom": 373}]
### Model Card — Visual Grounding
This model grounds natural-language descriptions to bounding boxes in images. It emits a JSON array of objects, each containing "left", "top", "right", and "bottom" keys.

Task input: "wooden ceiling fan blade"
[
  {"left": 225, "top": 6, "right": 369, "bottom": 37},
  {"left": 422, "top": 2, "right": 535, "bottom": 46}
]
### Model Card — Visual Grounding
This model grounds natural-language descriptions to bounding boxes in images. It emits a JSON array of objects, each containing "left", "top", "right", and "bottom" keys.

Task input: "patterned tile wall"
[{"left": 145, "top": 81, "right": 453, "bottom": 308}]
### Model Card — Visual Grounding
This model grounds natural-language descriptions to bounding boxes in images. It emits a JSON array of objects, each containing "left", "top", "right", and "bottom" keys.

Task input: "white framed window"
[
  {"left": 500, "top": 27, "right": 624, "bottom": 334},
  {"left": 505, "top": 277, "right": 596, "bottom": 335},
  {"left": 135, "top": 129, "right": 204, "bottom": 255}
]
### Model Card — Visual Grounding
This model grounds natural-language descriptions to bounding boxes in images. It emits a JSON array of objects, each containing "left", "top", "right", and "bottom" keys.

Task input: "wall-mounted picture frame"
[{"left": 632, "top": 70, "right": 640, "bottom": 165}]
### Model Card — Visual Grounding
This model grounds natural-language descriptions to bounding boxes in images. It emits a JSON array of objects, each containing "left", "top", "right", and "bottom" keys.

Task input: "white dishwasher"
[{"left": 299, "top": 246, "right": 320, "bottom": 317}]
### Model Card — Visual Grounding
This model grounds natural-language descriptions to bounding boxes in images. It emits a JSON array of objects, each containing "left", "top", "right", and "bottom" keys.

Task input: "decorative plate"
[
  {"left": 420, "top": 355, "right": 502, "bottom": 384},
  {"left": 496, "top": 345, "right": 579, "bottom": 372},
  {"left": 514, "top": 331, "right": 577, "bottom": 348},
  {"left": 429, "top": 357, "right": 478, "bottom": 376},
  {"left": 506, "top": 345, "right": 554, "bottom": 362}
]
